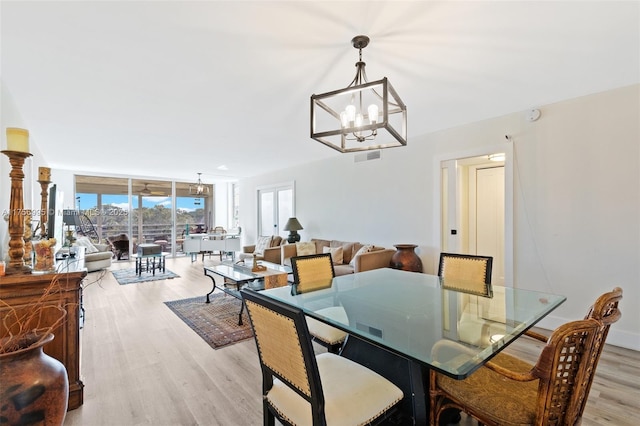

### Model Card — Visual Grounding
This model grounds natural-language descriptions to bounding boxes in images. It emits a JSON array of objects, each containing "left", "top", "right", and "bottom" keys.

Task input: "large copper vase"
[
  {"left": 0, "top": 333, "right": 69, "bottom": 425},
  {"left": 390, "top": 244, "right": 424, "bottom": 273}
]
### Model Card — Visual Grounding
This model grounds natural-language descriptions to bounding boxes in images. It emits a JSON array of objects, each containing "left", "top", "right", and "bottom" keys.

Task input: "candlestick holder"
[
  {"left": 2, "top": 150, "right": 33, "bottom": 274},
  {"left": 37, "top": 178, "right": 51, "bottom": 239}
]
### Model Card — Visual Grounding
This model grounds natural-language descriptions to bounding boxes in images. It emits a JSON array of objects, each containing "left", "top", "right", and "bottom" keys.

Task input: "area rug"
[
  {"left": 164, "top": 294, "right": 253, "bottom": 349},
  {"left": 112, "top": 268, "right": 179, "bottom": 285}
]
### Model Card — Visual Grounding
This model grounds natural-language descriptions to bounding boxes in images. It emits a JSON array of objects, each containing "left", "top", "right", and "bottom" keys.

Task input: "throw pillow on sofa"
[
  {"left": 323, "top": 246, "right": 344, "bottom": 264},
  {"left": 254, "top": 236, "right": 272, "bottom": 255},
  {"left": 296, "top": 241, "right": 316, "bottom": 256},
  {"left": 75, "top": 236, "right": 99, "bottom": 253},
  {"left": 349, "top": 244, "right": 374, "bottom": 267}
]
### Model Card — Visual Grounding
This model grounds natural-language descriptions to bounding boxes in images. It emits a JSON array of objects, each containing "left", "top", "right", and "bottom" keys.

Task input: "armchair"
[
  {"left": 238, "top": 235, "right": 284, "bottom": 264},
  {"left": 107, "top": 233, "right": 130, "bottom": 260},
  {"left": 429, "top": 287, "right": 623, "bottom": 426},
  {"left": 74, "top": 236, "right": 113, "bottom": 272}
]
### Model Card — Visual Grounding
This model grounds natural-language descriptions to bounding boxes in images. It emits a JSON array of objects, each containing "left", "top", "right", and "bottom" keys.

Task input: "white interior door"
[
  {"left": 470, "top": 166, "right": 505, "bottom": 285},
  {"left": 440, "top": 156, "right": 508, "bottom": 285}
]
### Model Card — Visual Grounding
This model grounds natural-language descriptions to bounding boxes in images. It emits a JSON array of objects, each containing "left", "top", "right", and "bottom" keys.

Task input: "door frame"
[{"left": 433, "top": 143, "right": 514, "bottom": 286}]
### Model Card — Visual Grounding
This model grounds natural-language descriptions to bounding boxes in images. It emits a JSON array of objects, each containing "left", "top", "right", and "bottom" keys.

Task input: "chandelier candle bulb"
[
  {"left": 5, "top": 128, "right": 30, "bottom": 153},
  {"left": 368, "top": 104, "right": 379, "bottom": 123}
]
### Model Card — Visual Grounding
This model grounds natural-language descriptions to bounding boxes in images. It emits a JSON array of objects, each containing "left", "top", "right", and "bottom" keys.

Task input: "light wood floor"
[{"left": 64, "top": 256, "right": 640, "bottom": 426}]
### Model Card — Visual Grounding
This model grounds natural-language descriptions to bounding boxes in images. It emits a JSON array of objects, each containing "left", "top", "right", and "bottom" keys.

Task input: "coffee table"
[
  {"left": 203, "top": 260, "right": 291, "bottom": 325},
  {"left": 132, "top": 252, "right": 169, "bottom": 277}
]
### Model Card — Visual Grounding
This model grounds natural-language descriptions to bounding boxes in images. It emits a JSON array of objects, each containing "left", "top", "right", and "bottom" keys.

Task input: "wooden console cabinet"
[{"left": 0, "top": 251, "right": 87, "bottom": 410}]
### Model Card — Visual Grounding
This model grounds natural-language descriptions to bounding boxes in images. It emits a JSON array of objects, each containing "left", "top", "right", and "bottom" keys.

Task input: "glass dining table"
[{"left": 259, "top": 267, "right": 566, "bottom": 425}]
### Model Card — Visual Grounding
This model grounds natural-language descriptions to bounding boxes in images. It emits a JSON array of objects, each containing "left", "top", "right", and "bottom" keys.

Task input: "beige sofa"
[
  {"left": 281, "top": 238, "right": 395, "bottom": 276},
  {"left": 239, "top": 235, "right": 286, "bottom": 264}
]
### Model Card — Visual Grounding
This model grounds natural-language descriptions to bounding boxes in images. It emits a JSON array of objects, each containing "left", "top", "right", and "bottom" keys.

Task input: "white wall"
[
  {"left": 1, "top": 80, "right": 50, "bottom": 261},
  {"left": 240, "top": 85, "right": 639, "bottom": 350}
]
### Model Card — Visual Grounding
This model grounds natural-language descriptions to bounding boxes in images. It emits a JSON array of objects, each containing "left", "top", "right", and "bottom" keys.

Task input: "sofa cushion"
[
  {"left": 295, "top": 241, "right": 316, "bottom": 256},
  {"left": 271, "top": 236, "right": 283, "bottom": 247},
  {"left": 323, "top": 246, "right": 344, "bottom": 265},
  {"left": 333, "top": 264, "right": 354, "bottom": 276},
  {"left": 312, "top": 239, "right": 330, "bottom": 254},
  {"left": 254, "top": 236, "right": 272, "bottom": 255},
  {"left": 331, "top": 240, "right": 357, "bottom": 265},
  {"left": 350, "top": 244, "right": 374, "bottom": 267},
  {"left": 75, "top": 236, "right": 99, "bottom": 253}
]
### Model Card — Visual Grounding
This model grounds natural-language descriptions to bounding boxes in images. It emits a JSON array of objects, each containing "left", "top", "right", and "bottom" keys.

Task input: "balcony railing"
[{"left": 93, "top": 223, "right": 207, "bottom": 255}]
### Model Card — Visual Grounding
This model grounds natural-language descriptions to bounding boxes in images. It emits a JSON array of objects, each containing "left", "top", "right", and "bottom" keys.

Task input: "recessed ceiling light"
[{"left": 217, "top": 165, "right": 228, "bottom": 171}]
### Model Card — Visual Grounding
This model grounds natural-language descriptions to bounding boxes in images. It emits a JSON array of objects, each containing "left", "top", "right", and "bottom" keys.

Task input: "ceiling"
[{"left": 2, "top": 1, "right": 638, "bottom": 183}]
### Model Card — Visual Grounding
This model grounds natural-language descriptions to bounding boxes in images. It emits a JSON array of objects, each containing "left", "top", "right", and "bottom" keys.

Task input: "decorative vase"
[
  {"left": 0, "top": 333, "right": 69, "bottom": 425},
  {"left": 390, "top": 244, "right": 423, "bottom": 273},
  {"left": 33, "top": 239, "right": 57, "bottom": 273}
]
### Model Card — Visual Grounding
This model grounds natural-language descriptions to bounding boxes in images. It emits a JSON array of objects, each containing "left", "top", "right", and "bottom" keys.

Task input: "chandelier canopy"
[
  {"left": 310, "top": 35, "right": 407, "bottom": 153},
  {"left": 189, "top": 173, "right": 210, "bottom": 196}
]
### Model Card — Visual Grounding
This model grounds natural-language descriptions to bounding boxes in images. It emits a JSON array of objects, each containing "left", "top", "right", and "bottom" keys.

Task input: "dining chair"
[
  {"left": 291, "top": 253, "right": 347, "bottom": 354},
  {"left": 429, "top": 287, "right": 623, "bottom": 426},
  {"left": 438, "top": 252, "right": 493, "bottom": 297},
  {"left": 241, "top": 288, "right": 404, "bottom": 426}
]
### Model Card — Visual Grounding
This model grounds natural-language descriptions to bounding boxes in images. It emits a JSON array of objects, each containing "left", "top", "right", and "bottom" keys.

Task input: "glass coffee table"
[{"left": 203, "top": 260, "right": 292, "bottom": 325}]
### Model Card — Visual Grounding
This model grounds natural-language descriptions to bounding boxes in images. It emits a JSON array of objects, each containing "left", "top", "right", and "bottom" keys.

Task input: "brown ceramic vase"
[
  {"left": 0, "top": 333, "right": 69, "bottom": 425},
  {"left": 390, "top": 244, "right": 423, "bottom": 273}
]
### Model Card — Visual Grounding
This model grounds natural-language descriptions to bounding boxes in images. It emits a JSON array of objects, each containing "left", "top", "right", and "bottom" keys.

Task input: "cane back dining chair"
[
  {"left": 291, "top": 253, "right": 347, "bottom": 354},
  {"left": 241, "top": 288, "right": 404, "bottom": 426},
  {"left": 438, "top": 253, "right": 494, "bottom": 297},
  {"left": 429, "top": 287, "right": 623, "bottom": 426}
]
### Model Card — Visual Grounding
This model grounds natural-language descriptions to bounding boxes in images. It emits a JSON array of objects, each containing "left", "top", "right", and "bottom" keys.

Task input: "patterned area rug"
[
  {"left": 112, "top": 268, "right": 179, "bottom": 285},
  {"left": 164, "top": 294, "right": 253, "bottom": 349}
]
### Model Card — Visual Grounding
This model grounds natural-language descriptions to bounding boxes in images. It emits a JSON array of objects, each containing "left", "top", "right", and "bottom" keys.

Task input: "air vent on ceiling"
[{"left": 354, "top": 150, "right": 381, "bottom": 163}]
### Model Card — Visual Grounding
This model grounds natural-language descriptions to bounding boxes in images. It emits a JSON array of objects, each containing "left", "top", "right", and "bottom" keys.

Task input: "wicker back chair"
[
  {"left": 429, "top": 287, "right": 623, "bottom": 426},
  {"left": 291, "top": 253, "right": 335, "bottom": 288},
  {"left": 241, "top": 288, "right": 404, "bottom": 426},
  {"left": 438, "top": 253, "right": 493, "bottom": 297},
  {"left": 291, "top": 253, "right": 346, "bottom": 354}
]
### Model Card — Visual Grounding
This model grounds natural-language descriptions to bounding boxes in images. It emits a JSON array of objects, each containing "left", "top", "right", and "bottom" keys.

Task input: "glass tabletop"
[
  {"left": 260, "top": 267, "right": 566, "bottom": 378},
  {"left": 205, "top": 260, "right": 292, "bottom": 282}
]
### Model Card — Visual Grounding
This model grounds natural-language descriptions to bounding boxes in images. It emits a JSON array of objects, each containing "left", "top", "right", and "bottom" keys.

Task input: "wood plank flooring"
[{"left": 64, "top": 257, "right": 640, "bottom": 426}]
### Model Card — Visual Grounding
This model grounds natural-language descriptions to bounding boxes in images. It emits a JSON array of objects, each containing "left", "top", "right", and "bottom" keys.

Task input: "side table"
[{"left": 132, "top": 252, "right": 168, "bottom": 276}]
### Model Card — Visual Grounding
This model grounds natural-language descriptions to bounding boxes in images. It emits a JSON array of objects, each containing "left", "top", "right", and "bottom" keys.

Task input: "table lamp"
[{"left": 283, "top": 217, "right": 303, "bottom": 243}]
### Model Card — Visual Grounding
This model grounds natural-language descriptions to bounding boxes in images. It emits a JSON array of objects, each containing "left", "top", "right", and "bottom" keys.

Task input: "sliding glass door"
[
  {"left": 74, "top": 175, "right": 214, "bottom": 257},
  {"left": 131, "top": 179, "right": 173, "bottom": 252}
]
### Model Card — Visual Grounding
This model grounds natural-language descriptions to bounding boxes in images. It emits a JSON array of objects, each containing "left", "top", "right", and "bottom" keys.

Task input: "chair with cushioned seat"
[
  {"left": 438, "top": 252, "right": 493, "bottom": 297},
  {"left": 291, "top": 253, "right": 347, "bottom": 354},
  {"left": 429, "top": 287, "right": 623, "bottom": 426},
  {"left": 241, "top": 288, "right": 404, "bottom": 426}
]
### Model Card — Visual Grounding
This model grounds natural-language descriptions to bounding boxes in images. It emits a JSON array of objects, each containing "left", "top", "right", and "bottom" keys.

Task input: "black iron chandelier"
[{"left": 310, "top": 35, "right": 407, "bottom": 153}]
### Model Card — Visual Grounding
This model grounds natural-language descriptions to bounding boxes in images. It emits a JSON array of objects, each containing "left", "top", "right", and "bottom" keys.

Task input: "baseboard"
[{"left": 536, "top": 315, "right": 639, "bottom": 352}]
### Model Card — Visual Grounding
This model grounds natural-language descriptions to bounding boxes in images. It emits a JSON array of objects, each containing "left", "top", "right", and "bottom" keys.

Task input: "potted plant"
[{"left": 0, "top": 276, "right": 70, "bottom": 425}]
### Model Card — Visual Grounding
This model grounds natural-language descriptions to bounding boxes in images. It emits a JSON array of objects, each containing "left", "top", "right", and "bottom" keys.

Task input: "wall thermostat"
[{"left": 526, "top": 109, "right": 541, "bottom": 122}]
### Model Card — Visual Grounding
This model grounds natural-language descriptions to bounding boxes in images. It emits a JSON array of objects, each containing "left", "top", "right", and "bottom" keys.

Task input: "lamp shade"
[{"left": 283, "top": 217, "right": 303, "bottom": 231}]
